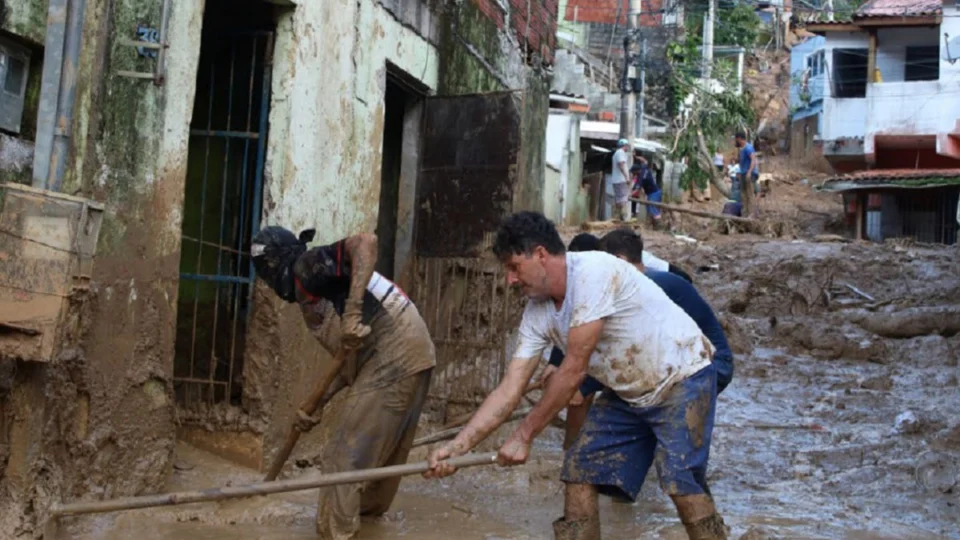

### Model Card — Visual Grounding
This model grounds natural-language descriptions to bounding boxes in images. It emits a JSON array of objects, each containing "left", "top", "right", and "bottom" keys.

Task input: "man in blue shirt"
[
  {"left": 547, "top": 231, "right": 734, "bottom": 451},
  {"left": 630, "top": 156, "right": 662, "bottom": 228},
  {"left": 734, "top": 132, "right": 759, "bottom": 207}
]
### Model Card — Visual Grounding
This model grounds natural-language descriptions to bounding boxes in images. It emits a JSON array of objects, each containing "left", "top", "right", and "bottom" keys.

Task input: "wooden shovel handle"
[{"left": 263, "top": 347, "right": 352, "bottom": 481}]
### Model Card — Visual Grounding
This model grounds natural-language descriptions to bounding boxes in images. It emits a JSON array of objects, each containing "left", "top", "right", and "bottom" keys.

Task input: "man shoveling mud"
[
  {"left": 547, "top": 231, "right": 733, "bottom": 454},
  {"left": 251, "top": 227, "right": 435, "bottom": 540},
  {"left": 423, "top": 212, "right": 727, "bottom": 540}
]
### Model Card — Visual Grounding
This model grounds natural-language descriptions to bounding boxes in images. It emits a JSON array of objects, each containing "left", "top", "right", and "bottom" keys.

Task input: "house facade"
[
  {"left": 804, "top": 0, "right": 960, "bottom": 173},
  {"left": 798, "top": 0, "right": 960, "bottom": 244}
]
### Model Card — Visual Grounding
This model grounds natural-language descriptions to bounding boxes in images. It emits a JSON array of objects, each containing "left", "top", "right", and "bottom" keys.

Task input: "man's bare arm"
[
  {"left": 446, "top": 356, "right": 541, "bottom": 454},
  {"left": 512, "top": 319, "right": 604, "bottom": 444},
  {"left": 343, "top": 233, "right": 378, "bottom": 306}
]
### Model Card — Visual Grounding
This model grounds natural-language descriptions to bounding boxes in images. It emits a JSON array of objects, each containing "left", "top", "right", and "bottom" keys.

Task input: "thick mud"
[{"left": 57, "top": 227, "right": 960, "bottom": 539}]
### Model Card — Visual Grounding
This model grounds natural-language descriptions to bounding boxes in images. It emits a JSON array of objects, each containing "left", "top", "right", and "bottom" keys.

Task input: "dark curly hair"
[
  {"left": 568, "top": 233, "right": 600, "bottom": 252},
  {"left": 598, "top": 227, "right": 644, "bottom": 264},
  {"left": 492, "top": 211, "right": 565, "bottom": 260}
]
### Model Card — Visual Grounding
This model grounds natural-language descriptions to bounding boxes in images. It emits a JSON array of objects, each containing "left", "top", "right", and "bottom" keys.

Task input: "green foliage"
[
  {"left": 686, "top": 3, "right": 763, "bottom": 49},
  {"left": 665, "top": 3, "right": 759, "bottom": 191}
]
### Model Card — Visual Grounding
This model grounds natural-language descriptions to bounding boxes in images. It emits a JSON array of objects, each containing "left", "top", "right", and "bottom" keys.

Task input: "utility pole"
[
  {"left": 619, "top": 0, "right": 642, "bottom": 142},
  {"left": 637, "top": 36, "right": 647, "bottom": 137},
  {"left": 702, "top": 0, "right": 715, "bottom": 80}
]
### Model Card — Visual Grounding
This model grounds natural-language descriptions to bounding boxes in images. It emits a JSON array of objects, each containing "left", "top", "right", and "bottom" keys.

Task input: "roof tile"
[{"left": 855, "top": 0, "right": 942, "bottom": 18}]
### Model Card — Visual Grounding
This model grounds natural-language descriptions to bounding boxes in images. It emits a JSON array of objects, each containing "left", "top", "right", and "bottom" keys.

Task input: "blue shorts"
[
  {"left": 547, "top": 348, "right": 604, "bottom": 397},
  {"left": 646, "top": 189, "right": 663, "bottom": 218},
  {"left": 560, "top": 364, "right": 717, "bottom": 501}
]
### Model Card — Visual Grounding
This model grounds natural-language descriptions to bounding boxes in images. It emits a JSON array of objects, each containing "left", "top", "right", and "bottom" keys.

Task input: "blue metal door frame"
[{"left": 175, "top": 30, "right": 273, "bottom": 409}]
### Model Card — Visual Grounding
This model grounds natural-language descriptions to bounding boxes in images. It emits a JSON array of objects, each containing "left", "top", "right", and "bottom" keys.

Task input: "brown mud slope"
[{"left": 57, "top": 188, "right": 960, "bottom": 539}]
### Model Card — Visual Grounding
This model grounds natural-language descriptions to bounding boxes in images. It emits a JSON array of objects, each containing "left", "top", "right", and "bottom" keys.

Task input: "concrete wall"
[
  {"left": 0, "top": 1, "right": 47, "bottom": 182},
  {"left": 0, "top": 0, "right": 47, "bottom": 44},
  {"left": 1, "top": 0, "right": 197, "bottom": 534}
]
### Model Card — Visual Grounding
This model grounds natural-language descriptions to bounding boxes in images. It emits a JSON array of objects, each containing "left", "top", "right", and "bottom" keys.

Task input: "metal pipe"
[
  {"left": 48, "top": 0, "right": 88, "bottom": 193},
  {"left": 32, "top": 0, "right": 68, "bottom": 189},
  {"left": 154, "top": 0, "right": 171, "bottom": 85}
]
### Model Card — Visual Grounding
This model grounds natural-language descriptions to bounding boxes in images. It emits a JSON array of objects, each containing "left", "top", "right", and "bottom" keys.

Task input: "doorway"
[
  {"left": 173, "top": 0, "right": 276, "bottom": 417},
  {"left": 376, "top": 68, "right": 425, "bottom": 281}
]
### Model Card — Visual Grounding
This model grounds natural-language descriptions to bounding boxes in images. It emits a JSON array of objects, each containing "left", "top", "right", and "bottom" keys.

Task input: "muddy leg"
[
  {"left": 552, "top": 483, "right": 600, "bottom": 540},
  {"left": 316, "top": 370, "right": 431, "bottom": 538},
  {"left": 360, "top": 370, "right": 431, "bottom": 516},
  {"left": 672, "top": 494, "right": 727, "bottom": 540},
  {"left": 563, "top": 395, "right": 594, "bottom": 451}
]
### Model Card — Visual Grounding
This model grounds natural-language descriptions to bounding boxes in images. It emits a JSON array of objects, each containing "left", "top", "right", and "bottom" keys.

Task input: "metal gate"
[
  {"left": 173, "top": 31, "right": 273, "bottom": 414},
  {"left": 410, "top": 255, "right": 524, "bottom": 407},
  {"left": 411, "top": 92, "right": 527, "bottom": 409}
]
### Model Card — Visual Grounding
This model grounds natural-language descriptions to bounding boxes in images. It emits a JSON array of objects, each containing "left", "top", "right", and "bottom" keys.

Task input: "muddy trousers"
[{"left": 315, "top": 368, "right": 432, "bottom": 540}]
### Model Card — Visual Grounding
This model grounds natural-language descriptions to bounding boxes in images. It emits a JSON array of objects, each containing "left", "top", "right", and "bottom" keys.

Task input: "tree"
[{"left": 666, "top": 37, "right": 755, "bottom": 198}]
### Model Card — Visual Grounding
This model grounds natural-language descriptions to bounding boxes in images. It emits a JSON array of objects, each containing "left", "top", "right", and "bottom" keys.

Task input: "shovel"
[{"left": 263, "top": 346, "right": 355, "bottom": 481}]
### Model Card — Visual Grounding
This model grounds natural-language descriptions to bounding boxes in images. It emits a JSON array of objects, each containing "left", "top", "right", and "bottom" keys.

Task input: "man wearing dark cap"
[{"left": 250, "top": 226, "right": 435, "bottom": 540}]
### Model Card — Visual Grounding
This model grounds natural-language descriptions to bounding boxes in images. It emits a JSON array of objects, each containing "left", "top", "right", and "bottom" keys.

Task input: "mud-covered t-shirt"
[
  {"left": 292, "top": 240, "right": 434, "bottom": 386},
  {"left": 514, "top": 251, "right": 713, "bottom": 407}
]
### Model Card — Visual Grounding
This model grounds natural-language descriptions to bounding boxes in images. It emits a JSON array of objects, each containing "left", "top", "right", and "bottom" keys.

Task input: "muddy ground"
[{"left": 57, "top": 180, "right": 960, "bottom": 539}]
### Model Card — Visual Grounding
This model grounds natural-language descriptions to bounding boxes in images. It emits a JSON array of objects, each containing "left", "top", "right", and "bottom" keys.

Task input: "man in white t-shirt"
[
  {"left": 424, "top": 212, "right": 726, "bottom": 540},
  {"left": 610, "top": 139, "right": 632, "bottom": 221}
]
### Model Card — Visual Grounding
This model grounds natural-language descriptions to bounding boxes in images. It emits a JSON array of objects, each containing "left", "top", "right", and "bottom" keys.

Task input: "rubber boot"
[
  {"left": 682, "top": 513, "right": 727, "bottom": 540},
  {"left": 552, "top": 515, "right": 601, "bottom": 540}
]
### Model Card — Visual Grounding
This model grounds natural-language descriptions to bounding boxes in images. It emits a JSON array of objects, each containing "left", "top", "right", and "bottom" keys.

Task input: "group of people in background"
[
  {"left": 611, "top": 138, "right": 664, "bottom": 227},
  {"left": 613, "top": 131, "right": 763, "bottom": 225}
]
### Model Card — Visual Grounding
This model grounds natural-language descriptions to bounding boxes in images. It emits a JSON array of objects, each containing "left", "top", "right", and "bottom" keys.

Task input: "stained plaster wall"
[
  {"left": 437, "top": 0, "right": 550, "bottom": 215},
  {"left": 0, "top": 0, "right": 47, "bottom": 184},
  {"left": 0, "top": 0, "right": 204, "bottom": 536},
  {"left": 0, "top": 0, "right": 47, "bottom": 45}
]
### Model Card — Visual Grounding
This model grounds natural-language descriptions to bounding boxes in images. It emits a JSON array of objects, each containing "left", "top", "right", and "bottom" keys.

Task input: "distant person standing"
[
  {"left": 734, "top": 132, "right": 759, "bottom": 213},
  {"left": 631, "top": 156, "right": 663, "bottom": 228},
  {"left": 713, "top": 152, "right": 725, "bottom": 174},
  {"left": 610, "top": 139, "right": 632, "bottom": 221}
]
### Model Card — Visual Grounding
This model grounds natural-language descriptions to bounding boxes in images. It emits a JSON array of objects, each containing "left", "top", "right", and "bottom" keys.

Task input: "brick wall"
[{"left": 471, "top": 0, "right": 560, "bottom": 64}]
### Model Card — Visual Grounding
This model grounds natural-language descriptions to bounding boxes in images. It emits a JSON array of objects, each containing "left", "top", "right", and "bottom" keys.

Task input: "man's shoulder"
[
  {"left": 569, "top": 250, "right": 626, "bottom": 274},
  {"left": 645, "top": 268, "right": 682, "bottom": 286}
]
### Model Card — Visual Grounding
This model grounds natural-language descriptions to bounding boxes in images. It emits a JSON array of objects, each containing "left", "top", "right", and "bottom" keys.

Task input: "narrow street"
[
  {"left": 58, "top": 187, "right": 960, "bottom": 538},
  {"left": 3, "top": 0, "right": 960, "bottom": 538}
]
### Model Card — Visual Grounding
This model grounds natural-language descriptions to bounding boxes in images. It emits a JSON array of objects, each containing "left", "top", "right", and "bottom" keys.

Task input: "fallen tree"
[{"left": 849, "top": 306, "right": 960, "bottom": 339}]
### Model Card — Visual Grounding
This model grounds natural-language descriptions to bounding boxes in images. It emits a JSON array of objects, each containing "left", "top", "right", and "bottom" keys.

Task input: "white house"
[{"left": 806, "top": 0, "right": 960, "bottom": 173}]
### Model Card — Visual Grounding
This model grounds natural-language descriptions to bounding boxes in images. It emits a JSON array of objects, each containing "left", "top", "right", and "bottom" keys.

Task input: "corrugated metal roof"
[
  {"left": 820, "top": 169, "right": 960, "bottom": 192},
  {"left": 855, "top": 0, "right": 942, "bottom": 18}
]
